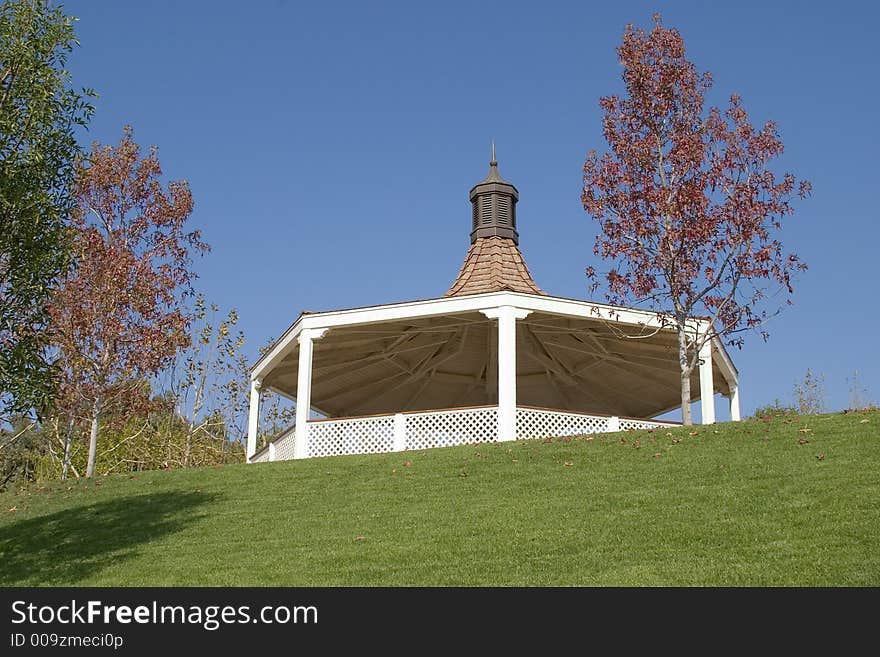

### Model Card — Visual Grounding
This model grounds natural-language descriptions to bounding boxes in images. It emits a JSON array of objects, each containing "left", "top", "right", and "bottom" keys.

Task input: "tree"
[
  {"left": 49, "top": 127, "right": 209, "bottom": 477},
  {"left": 582, "top": 15, "right": 811, "bottom": 425},
  {"left": 0, "top": 0, "right": 94, "bottom": 420},
  {"left": 170, "top": 295, "right": 248, "bottom": 468}
]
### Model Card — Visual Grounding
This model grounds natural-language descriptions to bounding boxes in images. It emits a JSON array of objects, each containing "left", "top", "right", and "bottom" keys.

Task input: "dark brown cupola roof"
[{"left": 445, "top": 146, "right": 546, "bottom": 297}]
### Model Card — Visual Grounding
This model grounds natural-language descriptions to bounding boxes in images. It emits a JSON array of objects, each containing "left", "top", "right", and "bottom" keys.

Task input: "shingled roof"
[
  {"left": 445, "top": 236, "right": 545, "bottom": 296},
  {"left": 445, "top": 147, "right": 546, "bottom": 297}
]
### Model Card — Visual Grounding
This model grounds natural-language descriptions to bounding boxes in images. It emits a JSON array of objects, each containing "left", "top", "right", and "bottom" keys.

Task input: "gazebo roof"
[{"left": 445, "top": 236, "right": 545, "bottom": 297}]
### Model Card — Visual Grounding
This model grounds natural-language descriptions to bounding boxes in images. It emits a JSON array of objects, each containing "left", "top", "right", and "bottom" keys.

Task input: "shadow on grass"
[{"left": 0, "top": 490, "right": 222, "bottom": 585}]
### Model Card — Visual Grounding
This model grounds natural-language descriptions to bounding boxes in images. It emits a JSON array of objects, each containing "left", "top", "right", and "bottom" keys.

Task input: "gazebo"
[{"left": 247, "top": 152, "right": 740, "bottom": 463}]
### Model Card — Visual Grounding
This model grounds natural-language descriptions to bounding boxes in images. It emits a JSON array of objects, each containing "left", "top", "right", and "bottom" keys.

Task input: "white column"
[
  {"left": 246, "top": 378, "right": 261, "bottom": 461},
  {"left": 481, "top": 306, "right": 531, "bottom": 441},
  {"left": 699, "top": 340, "right": 715, "bottom": 425},
  {"left": 393, "top": 413, "right": 406, "bottom": 452},
  {"left": 729, "top": 382, "right": 741, "bottom": 422},
  {"left": 608, "top": 416, "right": 620, "bottom": 432},
  {"left": 293, "top": 328, "right": 327, "bottom": 459}
]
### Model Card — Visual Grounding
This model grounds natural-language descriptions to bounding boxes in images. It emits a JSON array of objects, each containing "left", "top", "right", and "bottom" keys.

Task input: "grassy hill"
[{"left": 1, "top": 410, "right": 878, "bottom": 586}]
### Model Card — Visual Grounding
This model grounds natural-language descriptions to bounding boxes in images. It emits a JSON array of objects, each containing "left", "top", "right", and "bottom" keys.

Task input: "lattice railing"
[
  {"left": 307, "top": 415, "right": 395, "bottom": 458},
  {"left": 252, "top": 406, "right": 678, "bottom": 462},
  {"left": 618, "top": 417, "right": 674, "bottom": 431},
  {"left": 516, "top": 407, "right": 610, "bottom": 440},
  {"left": 404, "top": 406, "right": 498, "bottom": 450},
  {"left": 274, "top": 428, "right": 297, "bottom": 461}
]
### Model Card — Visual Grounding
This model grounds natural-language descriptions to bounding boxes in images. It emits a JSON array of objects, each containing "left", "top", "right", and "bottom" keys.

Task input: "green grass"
[{"left": 1, "top": 410, "right": 878, "bottom": 586}]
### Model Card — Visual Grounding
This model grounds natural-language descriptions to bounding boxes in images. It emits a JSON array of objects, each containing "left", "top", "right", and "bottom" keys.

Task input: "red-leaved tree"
[
  {"left": 582, "top": 15, "right": 810, "bottom": 425},
  {"left": 49, "top": 126, "right": 209, "bottom": 476}
]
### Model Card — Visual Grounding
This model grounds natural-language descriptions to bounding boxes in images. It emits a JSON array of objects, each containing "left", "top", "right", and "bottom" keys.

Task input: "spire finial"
[{"left": 490, "top": 140, "right": 496, "bottom": 166}]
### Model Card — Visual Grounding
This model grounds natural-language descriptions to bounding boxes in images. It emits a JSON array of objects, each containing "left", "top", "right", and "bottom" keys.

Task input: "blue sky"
[{"left": 64, "top": 0, "right": 879, "bottom": 417}]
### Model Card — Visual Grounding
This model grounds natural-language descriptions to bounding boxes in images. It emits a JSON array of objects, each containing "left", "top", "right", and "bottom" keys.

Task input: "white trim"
[
  {"left": 711, "top": 335, "right": 739, "bottom": 382},
  {"left": 729, "top": 383, "right": 741, "bottom": 422},
  {"left": 246, "top": 379, "right": 261, "bottom": 461},
  {"left": 481, "top": 306, "right": 531, "bottom": 441},
  {"left": 699, "top": 340, "right": 715, "bottom": 425},
  {"left": 293, "top": 328, "right": 327, "bottom": 459},
  {"left": 392, "top": 413, "right": 406, "bottom": 451}
]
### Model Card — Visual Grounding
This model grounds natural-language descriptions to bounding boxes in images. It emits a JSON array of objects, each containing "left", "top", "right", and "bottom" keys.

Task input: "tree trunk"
[
  {"left": 86, "top": 398, "right": 101, "bottom": 478},
  {"left": 61, "top": 416, "right": 74, "bottom": 480},
  {"left": 678, "top": 328, "right": 693, "bottom": 426}
]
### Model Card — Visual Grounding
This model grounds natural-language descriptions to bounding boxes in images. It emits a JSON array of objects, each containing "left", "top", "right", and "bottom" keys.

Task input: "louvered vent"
[
  {"left": 472, "top": 202, "right": 479, "bottom": 231},
  {"left": 496, "top": 196, "right": 510, "bottom": 226},
  {"left": 480, "top": 196, "right": 493, "bottom": 226}
]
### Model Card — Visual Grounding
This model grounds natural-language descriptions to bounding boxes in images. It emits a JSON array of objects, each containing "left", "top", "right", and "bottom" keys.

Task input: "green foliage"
[
  {"left": 0, "top": 416, "right": 44, "bottom": 490},
  {"left": 752, "top": 399, "right": 798, "bottom": 419},
  {"left": 31, "top": 393, "right": 244, "bottom": 481},
  {"left": 0, "top": 0, "right": 94, "bottom": 418},
  {"left": 2, "top": 410, "right": 878, "bottom": 585}
]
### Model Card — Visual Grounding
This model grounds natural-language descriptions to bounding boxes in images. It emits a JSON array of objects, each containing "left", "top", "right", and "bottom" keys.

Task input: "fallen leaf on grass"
[
  {"left": 619, "top": 438, "right": 627, "bottom": 445},
  {"left": 94, "top": 481, "right": 102, "bottom": 486},
  {"left": 760, "top": 416, "right": 772, "bottom": 423},
  {"left": 798, "top": 428, "right": 812, "bottom": 434},
  {"left": 689, "top": 431, "right": 698, "bottom": 437},
  {"left": 653, "top": 452, "right": 663, "bottom": 458},
  {"left": 7, "top": 506, "right": 17, "bottom": 513},
  {"left": 816, "top": 453, "right": 825, "bottom": 461},
  {"left": 354, "top": 536, "right": 365, "bottom": 542},
  {"left": 860, "top": 419, "right": 870, "bottom": 424},
  {"left": 563, "top": 461, "right": 574, "bottom": 467},
  {"left": 585, "top": 436, "right": 594, "bottom": 442},
  {"left": 402, "top": 460, "right": 412, "bottom": 467},
  {"left": 798, "top": 438, "right": 809, "bottom": 445},
  {"left": 458, "top": 472, "right": 469, "bottom": 478}
]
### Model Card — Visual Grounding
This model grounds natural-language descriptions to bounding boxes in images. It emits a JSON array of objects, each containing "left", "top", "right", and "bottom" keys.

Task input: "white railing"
[
  {"left": 308, "top": 414, "right": 396, "bottom": 458},
  {"left": 251, "top": 405, "right": 677, "bottom": 462},
  {"left": 516, "top": 406, "right": 610, "bottom": 439},
  {"left": 404, "top": 406, "right": 498, "bottom": 450}
]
